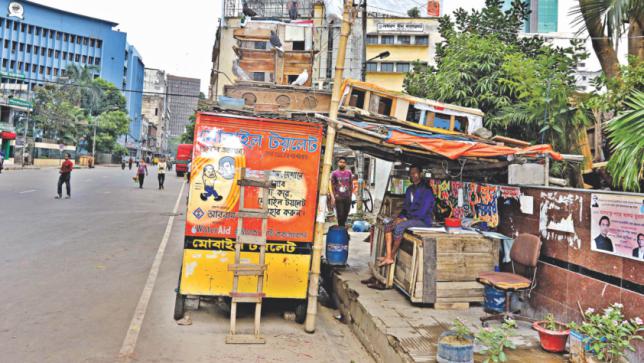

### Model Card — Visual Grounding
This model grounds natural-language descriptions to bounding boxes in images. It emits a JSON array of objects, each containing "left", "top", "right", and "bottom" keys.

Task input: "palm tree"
[
  {"left": 572, "top": 0, "right": 644, "bottom": 80},
  {"left": 606, "top": 90, "right": 644, "bottom": 192},
  {"left": 61, "top": 64, "right": 102, "bottom": 115}
]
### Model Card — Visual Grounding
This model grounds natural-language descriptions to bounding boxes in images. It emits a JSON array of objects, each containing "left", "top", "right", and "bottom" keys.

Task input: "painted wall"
[
  {"left": 498, "top": 186, "right": 643, "bottom": 361},
  {"left": 124, "top": 43, "right": 144, "bottom": 146}
]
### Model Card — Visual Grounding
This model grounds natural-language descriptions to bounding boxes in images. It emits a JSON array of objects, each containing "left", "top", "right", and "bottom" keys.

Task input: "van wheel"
[
  {"left": 174, "top": 292, "right": 185, "bottom": 320},
  {"left": 295, "top": 300, "right": 307, "bottom": 324}
]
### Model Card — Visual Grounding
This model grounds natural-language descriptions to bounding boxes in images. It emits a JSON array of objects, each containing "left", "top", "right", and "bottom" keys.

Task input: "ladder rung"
[
  {"left": 228, "top": 264, "right": 266, "bottom": 276},
  {"left": 238, "top": 178, "right": 273, "bottom": 188},
  {"left": 225, "top": 334, "right": 266, "bottom": 344},
  {"left": 231, "top": 292, "right": 265, "bottom": 303},
  {"left": 236, "top": 235, "right": 266, "bottom": 245},
  {"left": 237, "top": 211, "right": 269, "bottom": 219}
]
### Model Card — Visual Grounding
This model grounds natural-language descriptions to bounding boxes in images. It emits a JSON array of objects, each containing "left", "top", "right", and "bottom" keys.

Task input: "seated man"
[{"left": 378, "top": 165, "right": 435, "bottom": 266}]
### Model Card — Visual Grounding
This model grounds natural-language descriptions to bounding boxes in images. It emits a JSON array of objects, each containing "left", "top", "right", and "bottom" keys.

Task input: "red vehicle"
[{"left": 175, "top": 144, "right": 193, "bottom": 177}]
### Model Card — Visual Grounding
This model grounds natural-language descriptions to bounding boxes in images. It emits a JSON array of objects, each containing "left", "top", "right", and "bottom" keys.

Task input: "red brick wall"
[{"left": 498, "top": 187, "right": 643, "bottom": 359}]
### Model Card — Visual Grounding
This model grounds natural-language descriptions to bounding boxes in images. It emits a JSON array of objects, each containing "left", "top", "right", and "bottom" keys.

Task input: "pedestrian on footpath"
[
  {"left": 128, "top": 157, "right": 133, "bottom": 170},
  {"left": 186, "top": 159, "right": 192, "bottom": 183},
  {"left": 0, "top": 150, "right": 4, "bottom": 174},
  {"left": 157, "top": 157, "right": 167, "bottom": 190},
  {"left": 137, "top": 159, "right": 148, "bottom": 189},
  {"left": 330, "top": 157, "right": 353, "bottom": 227},
  {"left": 55, "top": 153, "right": 74, "bottom": 199}
]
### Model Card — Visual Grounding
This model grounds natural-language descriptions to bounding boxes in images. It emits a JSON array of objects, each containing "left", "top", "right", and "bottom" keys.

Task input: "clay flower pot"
[{"left": 533, "top": 320, "right": 570, "bottom": 353}]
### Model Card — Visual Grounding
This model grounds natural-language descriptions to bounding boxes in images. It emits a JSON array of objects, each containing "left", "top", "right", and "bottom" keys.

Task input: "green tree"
[
  {"left": 93, "top": 78, "right": 127, "bottom": 114},
  {"left": 62, "top": 64, "right": 102, "bottom": 114},
  {"left": 32, "top": 85, "right": 85, "bottom": 144},
  {"left": 572, "top": 0, "right": 644, "bottom": 80},
  {"left": 606, "top": 90, "right": 644, "bottom": 192},
  {"left": 181, "top": 114, "right": 196, "bottom": 144},
  {"left": 407, "top": 7, "right": 420, "bottom": 17},
  {"left": 92, "top": 110, "right": 130, "bottom": 153}
]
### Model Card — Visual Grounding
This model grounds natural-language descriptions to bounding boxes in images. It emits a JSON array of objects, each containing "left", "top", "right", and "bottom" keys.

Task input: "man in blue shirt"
[{"left": 378, "top": 165, "right": 435, "bottom": 266}]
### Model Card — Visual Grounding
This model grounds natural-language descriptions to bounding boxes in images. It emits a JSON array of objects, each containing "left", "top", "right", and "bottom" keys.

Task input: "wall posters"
[
  {"left": 185, "top": 114, "right": 323, "bottom": 243},
  {"left": 590, "top": 193, "right": 644, "bottom": 261}
]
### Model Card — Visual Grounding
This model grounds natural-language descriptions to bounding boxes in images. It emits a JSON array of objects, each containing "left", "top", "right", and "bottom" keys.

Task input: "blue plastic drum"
[
  {"left": 484, "top": 285, "right": 506, "bottom": 313},
  {"left": 326, "top": 226, "right": 349, "bottom": 266}
]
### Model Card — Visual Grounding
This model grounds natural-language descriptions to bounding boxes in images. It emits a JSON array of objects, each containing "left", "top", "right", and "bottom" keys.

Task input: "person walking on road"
[
  {"left": 136, "top": 159, "right": 148, "bottom": 189},
  {"left": 0, "top": 150, "right": 4, "bottom": 174},
  {"left": 55, "top": 153, "right": 74, "bottom": 199},
  {"left": 128, "top": 157, "right": 133, "bottom": 170},
  {"left": 157, "top": 157, "right": 167, "bottom": 190}
]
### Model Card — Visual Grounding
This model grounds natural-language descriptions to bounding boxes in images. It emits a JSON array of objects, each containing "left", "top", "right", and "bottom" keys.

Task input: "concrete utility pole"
[{"left": 305, "top": 0, "right": 354, "bottom": 333}]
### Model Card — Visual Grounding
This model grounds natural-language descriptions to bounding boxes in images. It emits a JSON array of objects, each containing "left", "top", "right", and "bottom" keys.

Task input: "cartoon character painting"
[{"left": 200, "top": 164, "right": 223, "bottom": 201}]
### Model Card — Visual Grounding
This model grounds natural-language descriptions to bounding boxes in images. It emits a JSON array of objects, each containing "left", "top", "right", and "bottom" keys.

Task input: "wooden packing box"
[{"left": 393, "top": 231, "right": 499, "bottom": 305}]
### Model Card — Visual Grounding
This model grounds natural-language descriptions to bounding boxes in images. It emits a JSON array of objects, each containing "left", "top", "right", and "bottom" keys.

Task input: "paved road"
[{"left": 0, "top": 167, "right": 372, "bottom": 363}]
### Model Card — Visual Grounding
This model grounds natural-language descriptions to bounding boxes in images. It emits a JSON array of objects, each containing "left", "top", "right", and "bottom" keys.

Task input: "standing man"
[
  {"left": 157, "top": 157, "right": 167, "bottom": 190},
  {"left": 330, "top": 157, "right": 353, "bottom": 227},
  {"left": 593, "top": 216, "right": 614, "bottom": 252},
  {"left": 128, "top": 156, "right": 133, "bottom": 170},
  {"left": 55, "top": 153, "right": 74, "bottom": 199},
  {"left": 378, "top": 165, "right": 434, "bottom": 266},
  {"left": 0, "top": 150, "right": 4, "bottom": 174}
]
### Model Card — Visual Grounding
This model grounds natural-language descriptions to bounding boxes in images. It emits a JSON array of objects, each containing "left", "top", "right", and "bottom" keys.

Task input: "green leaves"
[{"left": 606, "top": 90, "right": 644, "bottom": 192}]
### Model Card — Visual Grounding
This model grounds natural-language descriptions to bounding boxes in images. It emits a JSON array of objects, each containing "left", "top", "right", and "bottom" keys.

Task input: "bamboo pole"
[{"left": 305, "top": 0, "right": 353, "bottom": 333}]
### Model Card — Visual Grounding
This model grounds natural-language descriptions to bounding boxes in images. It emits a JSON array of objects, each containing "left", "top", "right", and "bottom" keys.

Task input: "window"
[
  {"left": 76, "top": 36, "right": 81, "bottom": 44},
  {"left": 10, "top": 60, "right": 15, "bottom": 69},
  {"left": 90, "top": 38, "right": 95, "bottom": 47},
  {"left": 19, "top": 43, "right": 24, "bottom": 51},
  {"left": 28, "top": 25, "right": 33, "bottom": 34},
  {"left": 366, "top": 62, "right": 378, "bottom": 72},
  {"left": 83, "top": 37, "right": 88, "bottom": 45},
  {"left": 21, "top": 23, "right": 25, "bottom": 32},
  {"left": 82, "top": 55, "right": 87, "bottom": 63},
  {"left": 13, "top": 21, "right": 18, "bottom": 31},
  {"left": 95, "top": 57, "right": 101, "bottom": 65},
  {"left": 32, "top": 64, "right": 36, "bottom": 72},
  {"left": 397, "top": 35, "right": 411, "bottom": 44},
  {"left": 252, "top": 72, "right": 265, "bottom": 81},
  {"left": 46, "top": 67, "right": 51, "bottom": 75},
  {"left": 34, "top": 46, "right": 39, "bottom": 54},
  {"left": 396, "top": 63, "right": 410, "bottom": 73},
  {"left": 56, "top": 32, "right": 61, "bottom": 40},
  {"left": 1, "top": 59, "right": 6, "bottom": 68},
  {"left": 26, "top": 44, "right": 31, "bottom": 52},
  {"left": 43, "top": 29, "right": 48, "bottom": 37},
  {"left": 35, "top": 27, "right": 40, "bottom": 35},
  {"left": 48, "top": 49, "right": 53, "bottom": 57},
  {"left": 4, "top": 20, "right": 9, "bottom": 28},
  {"left": 62, "top": 51, "right": 67, "bottom": 60},
  {"left": 53, "top": 68, "right": 58, "bottom": 76},
  {"left": 381, "top": 35, "right": 394, "bottom": 44},
  {"left": 292, "top": 41, "right": 305, "bottom": 50},
  {"left": 18, "top": 61, "right": 23, "bottom": 70},
  {"left": 380, "top": 62, "right": 394, "bottom": 72},
  {"left": 4, "top": 39, "right": 9, "bottom": 48},
  {"left": 11, "top": 41, "right": 16, "bottom": 51},
  {"left": 75, "top": 54, "right": 80, "bottom": 62},
  {"left": 55, "top": 50, "right": 60, "bottom": 58},
  {"left": 415, "top": 35, "right": 428, "bottom": 45},
  {"left": 88, "top": 56, "right": 94, "bottom": 64},
  {"left": 155, "top": 108, "right": 158, "bottom": 116},
  {"left": 367, "top": 35, "right": 378, "bottom": 44},
  {"left": 50, "top": 30, "right": 54, "bottom": 39},
  {"left": 70, "top": 35, "right": 75, "bottom": 43},
  {"left": 40, "top": 47, "right": 45, "bottom": 56},
  {"left": 39, "top": 65, "right": 44, "bottom": 74},
  {"left": 64, "top": 33, "right": 69, "bottom": 42},
  {"left": 97, "top": 39, "right": 102, "bottom": 48}
]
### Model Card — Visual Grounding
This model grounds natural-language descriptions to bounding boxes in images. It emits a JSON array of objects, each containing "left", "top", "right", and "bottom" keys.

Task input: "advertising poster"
[
  {"left": 185, "top": 115, "right": 322, "bottom": 242},
  {"left": 590, "top": 193, "right": 644, "bottom": 261},
  {"left": 185, "top": 114, "right": 322, "bottom": 243}
]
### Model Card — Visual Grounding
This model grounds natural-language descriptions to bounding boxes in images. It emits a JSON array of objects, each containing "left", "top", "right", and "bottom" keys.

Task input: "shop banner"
[
  {"left": 185, "top": 114, "right": 322, "bottom": 243},
  {"left": 590, "top": 193, "right": 644, "bottom": 261}
]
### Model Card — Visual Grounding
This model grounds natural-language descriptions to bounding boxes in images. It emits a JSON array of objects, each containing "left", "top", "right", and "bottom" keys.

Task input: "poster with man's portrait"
[{"left": 590, "top": 193, "right": 644, "bottom": 261}]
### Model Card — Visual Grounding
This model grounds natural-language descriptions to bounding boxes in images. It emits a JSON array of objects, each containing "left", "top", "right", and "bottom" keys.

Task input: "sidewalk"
[{"left": 329, "top": 232, "right": 565, "bottom": 363}]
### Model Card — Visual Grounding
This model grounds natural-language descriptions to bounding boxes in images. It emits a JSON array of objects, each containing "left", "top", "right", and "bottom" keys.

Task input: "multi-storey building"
[
  {"left": 142, "top": 68, "right": 169, "bottom": 153},
  {"left": 166, "top": 74, "right": 200, "bottom": 139},
  {"left": 0, "top": 0, "right": 144, "bottom": 163}
]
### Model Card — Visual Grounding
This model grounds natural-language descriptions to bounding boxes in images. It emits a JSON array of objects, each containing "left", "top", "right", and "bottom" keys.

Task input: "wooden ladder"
[{"left": 226, "top": 168, "right": 271, "bottom": 344}]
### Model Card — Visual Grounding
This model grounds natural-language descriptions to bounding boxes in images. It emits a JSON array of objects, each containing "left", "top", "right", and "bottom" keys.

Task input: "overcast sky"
[{"left": 32, "top": 0, "right": 221, "bottom": 94}]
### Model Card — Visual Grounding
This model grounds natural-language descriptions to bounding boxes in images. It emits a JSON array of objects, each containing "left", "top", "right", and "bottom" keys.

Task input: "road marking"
[
  {"left": 19, "top": 189, "right": 36, "bottom": 194},
  {"left": 118, "top": 181, "right": 186, "bottom": 362}
]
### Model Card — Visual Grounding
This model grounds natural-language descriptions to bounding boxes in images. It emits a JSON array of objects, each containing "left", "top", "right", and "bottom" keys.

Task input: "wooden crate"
[{"left": 393, "top": 232, "right": 499, "bottom": 305}]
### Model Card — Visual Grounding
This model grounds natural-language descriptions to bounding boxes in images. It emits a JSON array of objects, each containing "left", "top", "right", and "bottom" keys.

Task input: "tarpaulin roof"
[{"left": 340, "top": 119, "right": 563, "bottom": 161}]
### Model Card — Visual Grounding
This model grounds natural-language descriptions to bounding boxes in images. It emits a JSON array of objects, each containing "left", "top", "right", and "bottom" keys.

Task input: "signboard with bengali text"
[{"left": 590, "top": 193, "right": 644, "bottom": 261}]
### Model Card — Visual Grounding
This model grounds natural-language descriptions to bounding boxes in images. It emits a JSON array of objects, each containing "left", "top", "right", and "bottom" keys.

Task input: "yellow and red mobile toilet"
[{"left": 174, "top": 112, "right": 323, "bottom": 322}]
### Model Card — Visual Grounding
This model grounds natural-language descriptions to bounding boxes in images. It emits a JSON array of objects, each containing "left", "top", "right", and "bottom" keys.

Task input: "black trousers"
[
  {"left": 335, "top": 198, "right": 351, "bottom": 227},
  {"left": 57, "top": 173, "right": 71, "bottom": 196},
  {"left": 158, "top": 174, "right": 165, "bottom": 189},
  {"left": 138, "top": 174, "right": 145, "bottom": 188}
]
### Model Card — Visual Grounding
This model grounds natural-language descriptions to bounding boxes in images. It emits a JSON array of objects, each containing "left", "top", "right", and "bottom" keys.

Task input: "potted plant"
[
  {"left": 475, "top": 319, "right": 517, "bottom": 363},
  {"left": 437, "top": 319, "right": 475, "bottom": 363},
  {"left": 569, "top": 303, "right": 644, "bottom": 363},
  {"left": 533, "top": 313, "right": 570, "bottom": 353}
]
